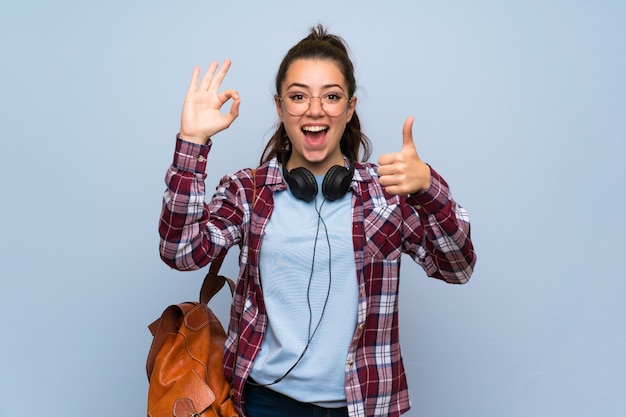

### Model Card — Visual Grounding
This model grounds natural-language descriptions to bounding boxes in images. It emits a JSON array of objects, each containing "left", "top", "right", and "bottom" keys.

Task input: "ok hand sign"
[
  {"left": 179, "top": 59, "right": 241, "bottom": 145},
  {"left": 377, "top": 117, "right": 432, "bottom": 195}
]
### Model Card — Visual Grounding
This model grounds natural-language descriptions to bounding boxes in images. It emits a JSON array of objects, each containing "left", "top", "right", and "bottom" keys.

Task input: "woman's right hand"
[{"left": 179, "top": 59, "right": 240, "bottom": 145}]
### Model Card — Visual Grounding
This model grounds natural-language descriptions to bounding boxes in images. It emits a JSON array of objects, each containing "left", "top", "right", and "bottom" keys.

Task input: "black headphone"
[{"left": 281, "top": 149, "right": 355, "bottom": 202}]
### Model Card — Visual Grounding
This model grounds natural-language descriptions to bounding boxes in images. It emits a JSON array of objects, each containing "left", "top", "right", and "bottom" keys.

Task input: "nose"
[{"left": 306, "top": 96, "right": 325, "bottom": 115}]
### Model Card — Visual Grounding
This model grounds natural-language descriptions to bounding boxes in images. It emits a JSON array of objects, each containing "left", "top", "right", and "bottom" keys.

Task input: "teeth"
[{"left": 302, "top": 126, "right": 327, "bottom": 132}]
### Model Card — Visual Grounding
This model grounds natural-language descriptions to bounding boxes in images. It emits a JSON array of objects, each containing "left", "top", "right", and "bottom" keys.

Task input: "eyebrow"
[{"left": 285, "top": 82, "right": 345, "bottom": 91}]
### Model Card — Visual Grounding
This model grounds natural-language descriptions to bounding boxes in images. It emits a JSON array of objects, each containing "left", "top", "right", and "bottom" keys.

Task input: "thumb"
[{"left": 402, "top": 116, "right": 416, "bottom": 151}]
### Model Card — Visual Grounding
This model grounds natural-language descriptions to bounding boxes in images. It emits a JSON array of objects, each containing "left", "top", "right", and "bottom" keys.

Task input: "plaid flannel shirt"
[{"left": 159, "top": 138, "right": 476, "bottom": 417}]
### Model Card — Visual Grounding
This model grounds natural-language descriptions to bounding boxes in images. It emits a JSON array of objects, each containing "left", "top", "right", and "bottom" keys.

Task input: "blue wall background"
[{"left": 1, "top": 1, "right": 625, "bottom": 416}]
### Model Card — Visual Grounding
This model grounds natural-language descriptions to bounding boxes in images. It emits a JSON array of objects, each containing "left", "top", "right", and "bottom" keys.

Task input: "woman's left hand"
[
  {"left": 179, "top": 59, "right": 240, "bottom": 144},
  {"left": 377, "top": 117, "right": 432, "bottom": 195}
]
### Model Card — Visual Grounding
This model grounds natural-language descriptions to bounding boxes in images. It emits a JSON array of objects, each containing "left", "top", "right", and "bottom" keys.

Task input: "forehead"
[{"left": 282, "top": 59, "right": 347, "bottom": 91}]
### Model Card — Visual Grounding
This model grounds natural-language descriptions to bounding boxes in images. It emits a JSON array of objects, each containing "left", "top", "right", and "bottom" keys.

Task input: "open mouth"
[{"left": 302, "top": 125, "right": 328, "bottom": 143}]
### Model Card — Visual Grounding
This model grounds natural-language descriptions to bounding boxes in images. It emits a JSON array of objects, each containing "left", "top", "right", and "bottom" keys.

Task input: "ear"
[
  {"left": 346, "top": 96, "right": 357, "bottom": 122},
  {"left": 274, "top": 96, "right": 284, "bottom": 121}
]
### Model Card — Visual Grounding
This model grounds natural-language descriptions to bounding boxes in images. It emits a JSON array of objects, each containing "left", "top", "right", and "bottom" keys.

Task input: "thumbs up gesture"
[{"left": 377, "top": 117, "right": 432, "bottom": 195}]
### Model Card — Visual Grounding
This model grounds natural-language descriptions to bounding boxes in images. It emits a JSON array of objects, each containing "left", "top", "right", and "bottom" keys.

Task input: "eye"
[
  {"left": 324, "top": 93, "right": 344, "bottom": 102},
  {"left": 287, "top": 93, "right": 308, "bottom": 102}
]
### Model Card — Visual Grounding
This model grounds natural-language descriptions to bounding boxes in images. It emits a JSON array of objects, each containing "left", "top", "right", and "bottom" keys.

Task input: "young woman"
[{"left": 159, "top": 25, "right": 476, "bottom": 417}]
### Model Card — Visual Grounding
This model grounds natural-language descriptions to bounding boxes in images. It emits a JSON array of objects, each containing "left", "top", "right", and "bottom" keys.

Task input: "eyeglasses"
[{"left": 277, "top": 92, "right": 352, "bottom": 117}]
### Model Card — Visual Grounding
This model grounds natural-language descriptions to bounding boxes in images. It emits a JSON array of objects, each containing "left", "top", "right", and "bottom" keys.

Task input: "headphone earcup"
[
  {"left": 285, "top": 167, "right": 318, "bottom": 202},
  {"left": 322, "top": 165, "right": 352, "bottom": 201}
]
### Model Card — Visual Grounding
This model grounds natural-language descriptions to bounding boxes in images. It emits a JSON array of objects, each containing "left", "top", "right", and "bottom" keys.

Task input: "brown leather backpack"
[{"left": 146, "top": 257, "right": 238, "bottom": 417}]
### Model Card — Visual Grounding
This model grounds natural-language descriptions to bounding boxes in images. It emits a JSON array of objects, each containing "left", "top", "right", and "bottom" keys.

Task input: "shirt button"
[
  {"left": 197, "top": 155, "right": 206, "bottom": 162},
  {"left": 414, "top": 204, "right": 423, "bottom": 210},
  {"left": 358, "top": 323, "right": 365, "bottom": 330}
]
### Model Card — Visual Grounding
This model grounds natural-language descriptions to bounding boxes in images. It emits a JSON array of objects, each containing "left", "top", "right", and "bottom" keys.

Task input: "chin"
[{"left": 302, "top": 150, "right": 329, "bottom": 165}]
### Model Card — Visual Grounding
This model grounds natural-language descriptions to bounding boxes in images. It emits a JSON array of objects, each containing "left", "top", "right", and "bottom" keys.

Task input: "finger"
[
  {"left": 207, "top": 59, "right": 232, "bottom": 92},
  {"left": 186, "top": 66, "right": 201, "bottom": 94},
  {"left": 214, "top": 95, "right": 241, "bottom": 131},
  {"left": 402, "top": 116, "right": 416, "bottom": 151},
  {"left": 378, "top": 172, "right": 403, "bottom": 190},
  {"left": 216, "top": 89, "right": 241, "bottom": 124},
  {"left": 225, "top": 97, "right": 241, "bottom": 124},
  {"left": 382, "top": 185, "right": 405, "bottom": 196},
  {"left": 377, "top": 174, "right": 393, "bottom": 187},
  {"left": 199, "top": 61, "right": 219, "bottom": 91},
  {"left": 377, "top": 154, "right": 395, "bottom": 168},
  {"left": 216, "top": 89, "right": 239, "bottom": 106}
]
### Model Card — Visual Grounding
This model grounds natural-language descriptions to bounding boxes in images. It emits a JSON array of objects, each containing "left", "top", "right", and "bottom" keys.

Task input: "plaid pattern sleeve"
[
  {"left": 158, "top": 136, "right": 254, "bottom": 271},
  {"left": 404, "top": 166, "right": 476, "bottom": 283}
]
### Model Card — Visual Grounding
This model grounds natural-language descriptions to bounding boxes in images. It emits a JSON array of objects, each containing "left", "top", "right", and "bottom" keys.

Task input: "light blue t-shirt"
[{"left": 250, "top": 174, "right": 358, "bottom": 407}]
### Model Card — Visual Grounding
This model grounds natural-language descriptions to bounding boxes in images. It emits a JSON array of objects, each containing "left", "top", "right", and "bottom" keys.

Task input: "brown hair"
[{"left": 260, "top": 24, "right": 372, "bottom": 165}]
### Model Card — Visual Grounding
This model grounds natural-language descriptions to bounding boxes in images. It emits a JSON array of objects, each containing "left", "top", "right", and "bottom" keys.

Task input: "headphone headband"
[{"left": 282, "top": 150, "right": 355, "bottom": 202}]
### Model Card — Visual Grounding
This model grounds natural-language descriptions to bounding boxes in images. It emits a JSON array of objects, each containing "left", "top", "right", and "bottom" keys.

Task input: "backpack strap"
[{"left": 199, "top": 256, "right": 235, "bottom": 304}]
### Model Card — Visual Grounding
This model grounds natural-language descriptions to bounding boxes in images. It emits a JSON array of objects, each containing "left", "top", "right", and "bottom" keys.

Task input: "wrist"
[{"left": 178, "top": 132, "right": 209, "bottom": 145}]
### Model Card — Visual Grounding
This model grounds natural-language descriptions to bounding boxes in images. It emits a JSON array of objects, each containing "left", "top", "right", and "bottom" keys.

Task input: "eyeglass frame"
[{"left": 276, "top": 92, "right": 354, "bottom": 117}]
